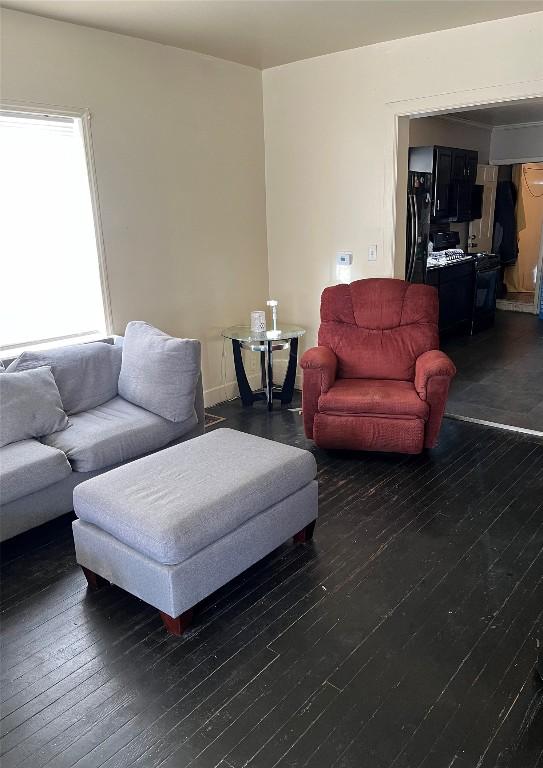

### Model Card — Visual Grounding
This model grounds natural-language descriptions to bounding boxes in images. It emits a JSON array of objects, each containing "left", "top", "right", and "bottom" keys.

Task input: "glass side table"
[{"left": 222, "top": 324, "right": 306, "bottom": 411}]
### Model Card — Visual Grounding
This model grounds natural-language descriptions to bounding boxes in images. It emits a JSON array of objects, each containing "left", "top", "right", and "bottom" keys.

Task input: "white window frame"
[{"left": 0, "top": 100, "right": 113, "bottom": 352}]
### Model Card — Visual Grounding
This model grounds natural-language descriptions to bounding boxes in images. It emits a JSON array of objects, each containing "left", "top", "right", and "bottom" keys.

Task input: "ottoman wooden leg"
[
  {"left": 160, "top": 608, "right": 194, "bottom": 637},
  {"left": 81, "top": 566, "right": 109, "bottom": 590},
  {"left": 293, "top": 520, "right": 316, "bottom": 544}
]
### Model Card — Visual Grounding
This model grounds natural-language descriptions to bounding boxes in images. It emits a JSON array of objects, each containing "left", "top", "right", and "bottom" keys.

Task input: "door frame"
[
  {"left": 532, "top": 221, "right": 543, "bottom": 314},
  {"left": 382, "top": 79, "right": 543, "bottom": 279}
]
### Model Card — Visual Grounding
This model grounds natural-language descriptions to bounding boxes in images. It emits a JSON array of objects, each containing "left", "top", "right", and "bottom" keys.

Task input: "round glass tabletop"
[{"left": 222, "top": 324, "right": 305, "bottom": 343}]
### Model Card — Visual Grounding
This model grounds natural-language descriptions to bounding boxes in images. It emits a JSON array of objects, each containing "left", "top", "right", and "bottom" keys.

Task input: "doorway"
[
  {"left": 498, "top": 163, "right": 543, "bottom": 313},
  {"left": 396, "top": 97, "right": 543, "bottom": 436}
]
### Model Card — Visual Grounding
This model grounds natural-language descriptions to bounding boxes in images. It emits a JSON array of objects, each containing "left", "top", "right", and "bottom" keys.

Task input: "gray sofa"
[{"left": 0, "top": 338, "right": 204, "bottom": 541}]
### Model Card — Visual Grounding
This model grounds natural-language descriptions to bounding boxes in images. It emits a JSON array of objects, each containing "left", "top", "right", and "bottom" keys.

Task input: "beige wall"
[
  {"left": 0, "top": 9, "right": 269, "bottom": 405},
  {"left": 409, "top": 116, "right": 492, "bottom": 163},
  {"left": 263, "top": 12, "right": 543, "bottom": 353},
  {"left": 2, "top": 8, "right": 543, "bottom": 400}
]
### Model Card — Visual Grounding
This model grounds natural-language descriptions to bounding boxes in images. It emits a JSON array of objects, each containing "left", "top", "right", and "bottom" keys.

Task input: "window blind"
[{"left": 0, "top": 109, "right": 106, "bottom": 352}]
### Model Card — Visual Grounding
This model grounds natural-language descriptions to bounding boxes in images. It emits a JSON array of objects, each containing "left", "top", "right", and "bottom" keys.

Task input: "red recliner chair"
[{"left": 300, "top": 278, "right": 456, "bottom": 454}]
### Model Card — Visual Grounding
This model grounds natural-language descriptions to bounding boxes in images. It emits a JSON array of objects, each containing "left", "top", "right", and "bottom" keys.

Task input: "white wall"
[
  {"left": 0, "top": 9, "right": 269, "bottom": 405},
  {"left": 409, "top": 115, "right": 492, "bottom": 163},
  {"left": 490, "top": 122, "right": 543, "bottom": 163},
  {"left": 263, "top": 12, "right": 543, "bottom": 353}
]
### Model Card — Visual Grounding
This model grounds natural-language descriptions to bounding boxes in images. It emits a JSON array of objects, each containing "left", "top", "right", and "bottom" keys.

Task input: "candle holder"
[{"left": 266, "top": 299, "right": 281, "bottom": 338}]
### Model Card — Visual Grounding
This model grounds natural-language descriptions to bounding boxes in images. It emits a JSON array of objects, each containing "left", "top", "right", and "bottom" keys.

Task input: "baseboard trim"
[
  {"left": 445, "top": 412, "right": 543, "bottom": 439},
  {"left": 496, "top": 299, "right": 538, "bottom": 314},
  {"left": 204, "top": 374, "right": 260, "bottom": 408}
]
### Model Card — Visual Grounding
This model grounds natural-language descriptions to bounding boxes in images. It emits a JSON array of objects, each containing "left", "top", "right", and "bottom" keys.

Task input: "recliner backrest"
[{"left": 318, "top": 279, "right": 439, "bottom": 381}]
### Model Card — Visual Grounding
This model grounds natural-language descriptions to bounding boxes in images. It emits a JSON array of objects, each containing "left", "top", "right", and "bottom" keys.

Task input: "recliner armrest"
[
  {"left": 300, "top": 346, "right": 338, "bottom": 393},
  {"left": 300, "top": 346, "right": 338, "bottom": 440},
  {"left": 415, "top": 350, "right": 456, "bottom": 401}
]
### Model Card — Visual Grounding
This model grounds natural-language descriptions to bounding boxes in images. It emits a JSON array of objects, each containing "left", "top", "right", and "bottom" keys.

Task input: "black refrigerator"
[{"left": 405, "top": 170, "right": 432, "bottom": 283}]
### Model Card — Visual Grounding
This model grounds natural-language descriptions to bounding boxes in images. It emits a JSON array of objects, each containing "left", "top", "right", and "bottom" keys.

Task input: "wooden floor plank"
[{"left": 1, "top": 385, "right": 542, "bottom": 768}]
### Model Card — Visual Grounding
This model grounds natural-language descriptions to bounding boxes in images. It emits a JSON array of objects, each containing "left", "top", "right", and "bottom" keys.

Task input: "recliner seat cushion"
[
  {"left": 0, "top": 439, "right": 71, "bottom": 505},
  {"left": 73, "top": 428, "right": 317, "bottom": 565},
  {"left": 41, "top": 396, "right": 196, "bottom": 473},
  {"left": 318, "top": 379, "right": 429, "bottom": 420},
  {"left": 7, "top": 342, "right": 122, "bottom": 415}
]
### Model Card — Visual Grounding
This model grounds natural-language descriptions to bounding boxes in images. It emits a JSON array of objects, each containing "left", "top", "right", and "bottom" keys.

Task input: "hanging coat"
[{"left": 492, "top": 181, "right": 518, "bottom": 266}]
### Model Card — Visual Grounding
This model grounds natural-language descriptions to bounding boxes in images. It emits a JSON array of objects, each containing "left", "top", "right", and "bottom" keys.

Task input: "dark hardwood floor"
[
  {"left": 1, "top": 398, "right": 542, "bottom": 768},
  {"left": 442, "top": 310, "right": 543, "bottom": 434}
]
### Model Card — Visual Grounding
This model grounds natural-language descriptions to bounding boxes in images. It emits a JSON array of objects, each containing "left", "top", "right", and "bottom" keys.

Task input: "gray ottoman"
[{"left": 72, "top": 428, "right": 318, "bottom": 635}]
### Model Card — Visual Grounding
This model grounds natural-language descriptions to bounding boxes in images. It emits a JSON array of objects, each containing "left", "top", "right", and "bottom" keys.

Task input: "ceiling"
[
  {"left": 3, "top": 0, "right": 542, "bottom": 69},
  {"left": 452, "top": 98, "right": 543, "bottom": 127}
]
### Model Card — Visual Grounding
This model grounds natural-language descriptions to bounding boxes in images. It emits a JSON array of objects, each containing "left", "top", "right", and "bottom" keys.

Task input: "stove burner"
[{"left": 427, "top": 249, "right": 473, "bottom": 268}]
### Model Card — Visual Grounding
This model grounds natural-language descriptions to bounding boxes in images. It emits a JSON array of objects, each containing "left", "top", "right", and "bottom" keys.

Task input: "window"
[{"left": 0, "top": 108, "right": 109, "bottom": 354}]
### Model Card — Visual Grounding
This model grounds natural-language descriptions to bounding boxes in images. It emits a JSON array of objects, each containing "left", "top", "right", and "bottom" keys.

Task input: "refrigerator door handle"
[
  {"left": 413, "top": 194, "right": 419, "bottom": 261},
  {"left": 408, "top": 193, "right": 417, "bottom": 282},
  {"left": 406, "top": 194, "right": 413, "bottom": 280}
]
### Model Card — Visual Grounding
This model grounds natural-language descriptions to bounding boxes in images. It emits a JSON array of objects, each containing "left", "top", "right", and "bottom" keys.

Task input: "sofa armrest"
[
  {"left": 415, "top": 350, "right": 456, "bottom": 401},
  {"left": 300, "top": 347, "right": 338, "bottom": 439},
  {"left": 194, "top": 372, "right": 205, "bottom": 434}
]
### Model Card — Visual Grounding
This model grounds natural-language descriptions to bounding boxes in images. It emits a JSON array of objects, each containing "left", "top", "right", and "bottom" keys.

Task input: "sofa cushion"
[
  {"left": 41, "top": 395, "right": 196, "bottom": 473},
  {"left": 318, "top": 378, "right": 429, "bottom": 420},
  {"left": 118, "top": 321, "right": 200, "bottom": 423},
  {"left": 0, "top": 439, "right": 72, "bottom": 505},
  {"left": 7, "top": 342, "right": 122, "bottom": 415},
  {"left": 0, "top": 367, "right": 69, "bottom": 448},
  {"left": 73, "top": 428, "right": 318, "bottom": 565}
]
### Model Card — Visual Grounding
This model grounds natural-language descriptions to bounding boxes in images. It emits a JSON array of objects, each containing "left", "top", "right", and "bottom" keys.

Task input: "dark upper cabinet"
[
  {"left": 451, "top": 150, "right": 467, "bottom": 181},
  {"left": 433, "top": 147, "right": 452, "bottom": 222},
  {"left": 449, "top": 149, "right": 478, "bottom": 222},
  {"left": 409, "top": 145, "right": 478, "bottom": 223}
]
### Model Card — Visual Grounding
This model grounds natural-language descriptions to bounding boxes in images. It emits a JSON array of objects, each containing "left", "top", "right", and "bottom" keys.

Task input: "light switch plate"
[{"left": 368, "top": 244, "right": 377, "bottom": 262}]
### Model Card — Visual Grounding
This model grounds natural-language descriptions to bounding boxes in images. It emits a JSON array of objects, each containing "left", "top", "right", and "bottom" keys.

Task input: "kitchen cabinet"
[
  {"left": 468, "top": 164, "right": 498, "bottom": 253},
  {"left": 433, "top": 147, "right": 452, "bottom": 222},
  {"left": 449, "top": 149, "right": 478, "bottom": 222},
  {"left": 408, "top": 145, "right": 479, "bottom": 224}
]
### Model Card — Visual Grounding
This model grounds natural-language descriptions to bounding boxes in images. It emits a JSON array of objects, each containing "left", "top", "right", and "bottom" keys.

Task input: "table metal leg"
[
  {"left": 281, "top": 337, "right": 299, "bottom": 405},
  {"left": 267, "top": 341, "right": 274, "bottom": 412},
  {"left": 260, "top": 351, "right": 266, "bottom": 391},
  {"left": 232, "top": 339, "right": 255, "bottom": 407}
]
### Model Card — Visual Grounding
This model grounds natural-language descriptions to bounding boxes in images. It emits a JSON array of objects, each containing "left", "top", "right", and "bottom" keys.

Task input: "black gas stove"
[
  {"left": 471, "top": 252, "right": 500, "bottom": 332},
  {"left": 425, "top": 232, "right": 499, "bottom": 334},
  {"left": 472, "top": 251, "right": 500, "bottom": 270}
]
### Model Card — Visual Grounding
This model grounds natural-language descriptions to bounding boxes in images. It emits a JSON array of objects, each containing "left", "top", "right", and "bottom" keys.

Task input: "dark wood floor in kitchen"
[
  {"left": 442, "top": 310, "right": 543, "bottom": 434},
  {"left": 1, "top": 399, "right": 543, "bottom": 768}
]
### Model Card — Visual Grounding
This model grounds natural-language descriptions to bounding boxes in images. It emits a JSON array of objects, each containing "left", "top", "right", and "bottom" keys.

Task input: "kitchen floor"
[{"left": 442, "top": 310, "right": 543, "bottom": 434}]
